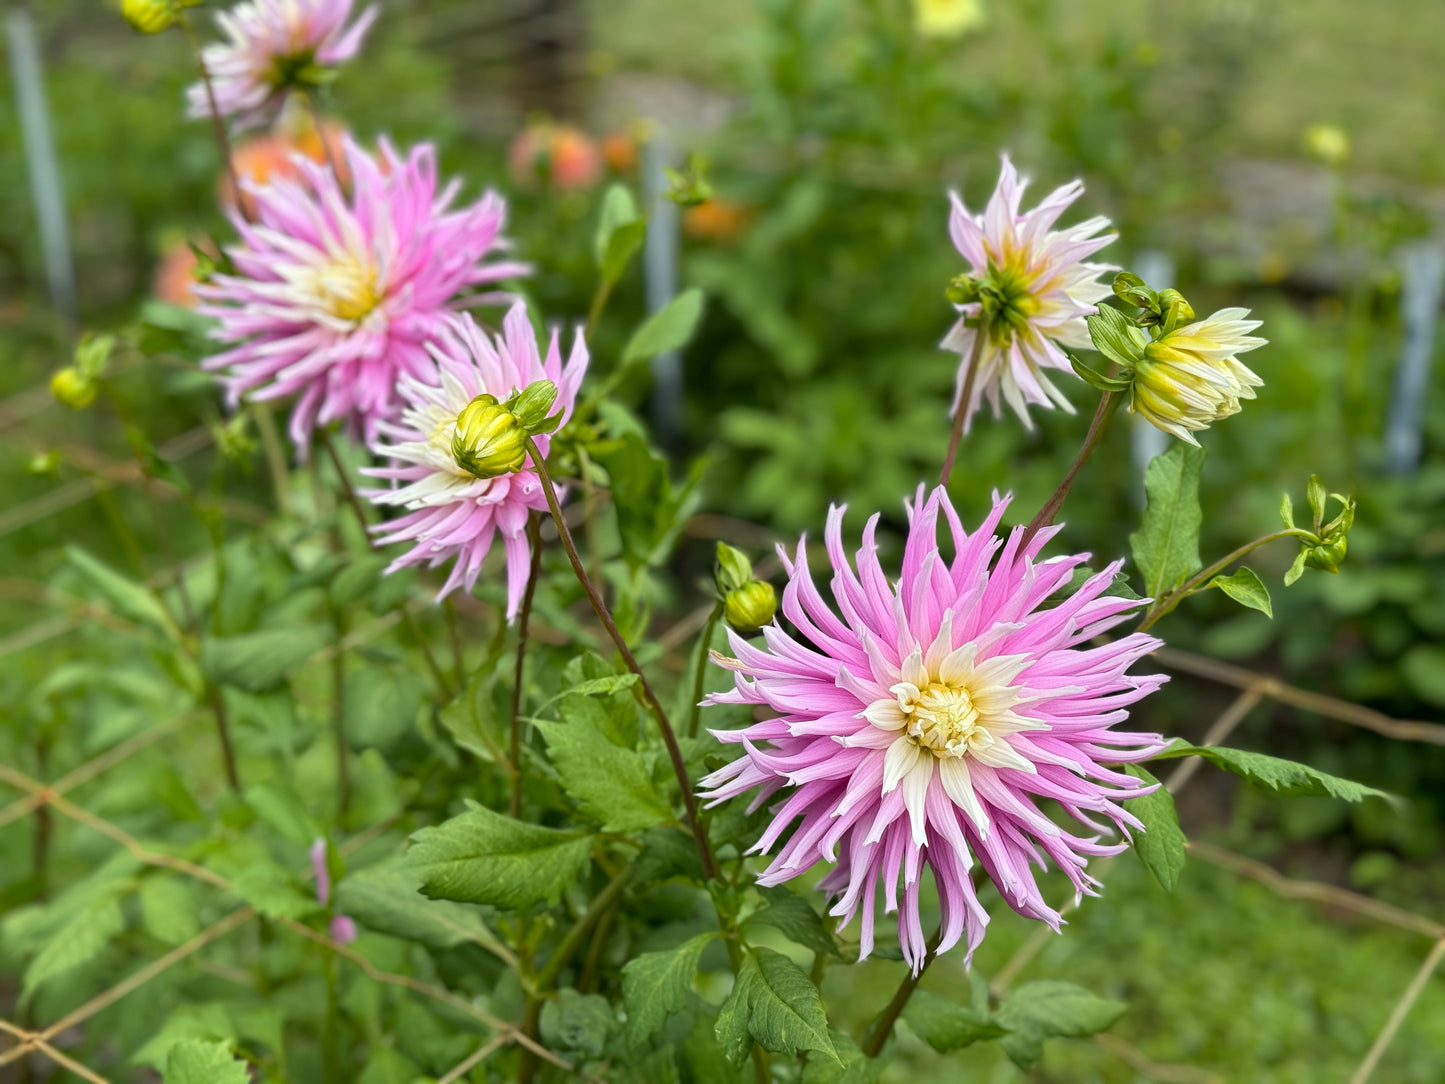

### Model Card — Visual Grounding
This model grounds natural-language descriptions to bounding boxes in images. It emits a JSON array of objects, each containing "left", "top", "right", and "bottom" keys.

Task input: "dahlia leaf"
[
  {"left": 539, "top": 990, "right": 616, "bottom": 1057},
  {"left": 1155, "top": 743, "right": 1394, "bottom": 803},
  {"left": 621, "top": 932, "right": 716, "bottom": 1045},
  {"left": 200, "top": 624, "right": 333, "bottom": 692},
  {"left": 336, "top": 858, "right": 504, "bottom": 953},
  {"left": 592, "top": 432, "right": 705, "bottom": 571},
  {"left": 596, "top": 184, "right": 642, "bottom": 267},
  {"left": 244, "top": 780, "right": 322, "bottom": 845},
  {"left": 995, "top": 981, "right": 1126, "bottom": 1069},
  {"left": 801, "top": 1030, "right": 877, "bottom": 1083},
  {"left": 745, "top": 886, "right": 842, "bottom": 958},
  {"left": 162, "top": 1039, "right": 250, "bottom": 1084},
  {"left": 438, "top": 663, "right": 511, "bottom": 767},
  {"left": 20, "top": 894, "right": 126, "bottom": 1003},
  {"left": 64, "top": 545, "right": 180, "bottom": 641},
  {"left": 1122, "top": 765, "right": 1187, "bottom": 891},
  {"left": 407, "top": 803, "right": 592, "bottom": 910},
  {"left": 1208, "top": 566, "right": 1273, "bottom": 618},
  {"left": 230, "top": 863, "right": 321, "bottom": 920},
  {"left": 623, "top": 287, "right": 706, "bottom": 368},
  {"left": 717, "top": 947, "right": 841, "bottom": 1065},
  {"left": 536, "top": 712, "right": 675, "bottom": 832},
  {"left": 602, "top": 221, "right": 648, "bottom": 286},
  {"left": 902, "top": 989, "right": 1007, "bottom": 1053},
  {"left": 1130, "top": 443, "right": 1205, "bottom": 600}
]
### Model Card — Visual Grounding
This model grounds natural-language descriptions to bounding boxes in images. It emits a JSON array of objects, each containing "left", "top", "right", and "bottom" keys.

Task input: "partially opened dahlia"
[
  {"left": 943, "top": 155, "right": 1115, "bottom": 431},
  {"left": 700, "top": 488, "right": 1167, "bottom": 972},
  {"left": 188, "top": 0, "right": 379, "bottom": 130},
  {"left": 199, "top": 137, "right": 527, "bottom": 450},
  {"left": 363, "top": 304, "right": 587, "bottom": 617}
]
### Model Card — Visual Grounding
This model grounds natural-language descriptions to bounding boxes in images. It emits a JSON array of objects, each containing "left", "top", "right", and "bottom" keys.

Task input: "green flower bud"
[
  {"left": 51, "top": 367, "right": 98, "bottom": 410},
  {"left": 27, "top": 450, "right": 60, "bottom": 476},
  {"left": 1281, "top": 479, "right": 1355, "bottom": 585},
  {"left": 452, "top": 394, "right": 527, "bottom": 479},
  {"left": 1112, "top": 271, "right": 1158, "bottom": 311},
  {"left": 122, "top": 0, "right": 179, "bottom": 33},
  {"left": 724, "top": 579, "right": 776, "bottom": 635},
  {"left": 505, "top": 379, "right": 562, "bottom": 435},
  {"left": 714, "top": 541, "right": 754, "bottom": 595},
  {"left": 946, "top": 274, "right": 981, "bottom": 306}
]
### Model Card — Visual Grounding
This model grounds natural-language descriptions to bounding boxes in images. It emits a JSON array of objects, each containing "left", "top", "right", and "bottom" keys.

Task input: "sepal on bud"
[
  {"left": 1085, "top": 304, "right": 1147, "bottom": 371},
  {"left": 714, "top": 542, "right": 754, "bottom": 595},
  {"left": 1280, "top": 476, "right": 1355, "bottom": 585},
  {"left": 503, "top": 379, "right": 562, "bottom": 435}
]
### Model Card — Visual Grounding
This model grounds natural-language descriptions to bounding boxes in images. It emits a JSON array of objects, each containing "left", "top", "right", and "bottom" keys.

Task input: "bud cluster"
[
  {"left": 451, "top": 379, "right": 564, "bottom": 480},
  {"left": 946, "top": 262, "right": 1042, "bottom": 344},
  {"left": 714, "top": 542, "right": 777, "bottom": 635},
  {"left": 1281, "top": 475, "right": 1355, "bottom": 585}
]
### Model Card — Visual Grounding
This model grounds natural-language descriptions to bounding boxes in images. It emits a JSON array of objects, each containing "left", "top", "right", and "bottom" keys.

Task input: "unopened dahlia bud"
[
  {"left": 1128, "top": 308, "right": 1266, "bottom": 445},
  {"left": 1281, "top": 477, "right": 1355, "bottom": 585},
  {"left": 714, "top": 542, "right": 754, "bottom": 595},
  {"left": 452, "top": 394, "right": 527, "bottom": 479},
  {"left": 122, "top": 0, "right": 178, "bottom": 33},
  {"left": 724, "top": 579, "right": 777, "bottom": 635},
  {"left": 51, "top": 368, "right": 98, "bottom": 410},
  {"left": 504, "top": 379, "right": 562, "bottom": 435}
]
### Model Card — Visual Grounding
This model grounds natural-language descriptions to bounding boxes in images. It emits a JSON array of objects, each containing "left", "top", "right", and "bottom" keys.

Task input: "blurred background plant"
[{"left": 1, "top": 0, "right": 1443, "bottom": 1080}]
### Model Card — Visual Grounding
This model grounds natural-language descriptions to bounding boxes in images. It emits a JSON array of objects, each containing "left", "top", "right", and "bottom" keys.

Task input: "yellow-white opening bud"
[
  {"left": 724, "top": 579, "right": 777, "bottom": 635},
  {"left": 51, "top": 367, "right": 98, "bottom": 410},
  {"left": 452, "top": 394, "right": 527, "bottom": 479},
  {"left": 1129, "top": 308, "right": 1266, "bottom": 445}
]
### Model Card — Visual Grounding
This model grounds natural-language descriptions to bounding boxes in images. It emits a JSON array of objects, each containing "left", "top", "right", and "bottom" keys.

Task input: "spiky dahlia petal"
[
  {"left": 700, "top": 487, "right": 1167, "bottom": 973},
  {"left": 362, "top": 305, "right": 587, "bottom": 620},
  {"left": 199, "top": 138, "right": 528, "bottom": 452}
]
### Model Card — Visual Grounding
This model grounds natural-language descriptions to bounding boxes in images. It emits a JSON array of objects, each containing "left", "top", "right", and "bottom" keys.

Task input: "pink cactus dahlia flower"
[
  {"left": 943, "top": 155, "right": 1115, "bottom": 432},
  {"left": 363, "top": 304, "right": 587, "bottom": 617},
  {"left": 700, "top": 487, "right": 1167, "bottom": 972},
  {"left": 187, "top": 0, "right": 379, "bottom": 130},
  {"left": 199, "top": 137, "right": 527, "bottom": 450}
]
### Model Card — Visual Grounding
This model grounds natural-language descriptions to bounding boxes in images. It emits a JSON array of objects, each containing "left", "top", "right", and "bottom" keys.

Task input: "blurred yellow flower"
[
  {"left": 1305, "top": 124, "right": 1349, "bottom": 167},
  {"left": 913, "top": 0, "right": 986, "bottom": 39}
]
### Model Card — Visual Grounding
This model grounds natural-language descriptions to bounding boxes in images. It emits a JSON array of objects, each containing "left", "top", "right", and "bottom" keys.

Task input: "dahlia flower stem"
[
  {"left": 939, "top": 329, "right": 987, "bottom": 487},
  {"left": 1019, "top": 390, "right": 1121, "bottom": 551},
  {"left": 319, "top": 430, "right": 455, "bottom": 700},
  {"left": 180, "top": 16, "right": 243, "bottom": 220},
  {"left": 861, "top": 927, "right": 943, "bottom": 1058},
  {"left": 1136, "top": 527, "right": 1314, "bottom": 633},
  {"left": 329, "top": 604, "right": 352, "bottom": 818},
  {"left": 687, "top": 602, "right": 724, "bottom": 739},
  {"left": 206, "top": 682, "right": 242, "bottom": 792},
  {"left": 524, "top": 437, "right": 722, "bottom": 883},
  {"left": 509, "top": 514, "right": 544, "bottom": 820}
]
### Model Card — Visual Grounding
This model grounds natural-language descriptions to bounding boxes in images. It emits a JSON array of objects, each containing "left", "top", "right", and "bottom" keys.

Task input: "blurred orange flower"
[
  {"left": 683, "top": 198, "right": 752, "bottom": 244},
  {"left": 508, "top": 121, "right": 602, "bottom": 192},
  {"left": 221, "top": 112, "right": 351, "bottom": 216}
]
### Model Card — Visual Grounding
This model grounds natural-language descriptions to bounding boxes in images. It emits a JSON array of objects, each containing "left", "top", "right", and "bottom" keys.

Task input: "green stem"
[
  {"left": 180, "top": 15, "right": 243, "bottom": 219},
  {"left": 1137, "top": 528, "right": 1314, "bottom": 633},
  {"left": 330, "top": 605, "right": 352, "bottom": 818},
  {"left": 1019, "top": 390, "right": 1121, "bottom": 551},
  {"left": 509, "top": 514, "right": 543, "bottom": 820},
  {"left": 523, "top": 437, "right": 721, "bottom": 882},
  {"left": 251, "top": 403, "right": 293, "bottom": 513},
  {"left": 861, "top": 927, "right": 943, "bottom": 1058},
  {"left": 688, "top": 603, "right": 724, "bottom": 739},
  {"left": 939, "top": 329, "right": 987, "bottom": 487},
  {"left": 535, "top": 866, "right": 631, "bottom": 991}
]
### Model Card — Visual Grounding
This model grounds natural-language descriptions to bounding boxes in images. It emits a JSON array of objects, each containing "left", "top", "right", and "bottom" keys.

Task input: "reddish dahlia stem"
[
  {"left": 180, "top": 16, "right": 244, "bottom": 222},
  {"left": 1018, "top": 390, "right": 1120, "bottom": 552},
  {"left": 509, "top": 514, "right": 544, "bottom": 819},
  {"left": 524, "top": 437, "right": 721, "bottom": 882}
]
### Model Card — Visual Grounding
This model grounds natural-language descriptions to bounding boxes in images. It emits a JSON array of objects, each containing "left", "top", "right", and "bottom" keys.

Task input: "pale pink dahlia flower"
[
  {"left": 187, "top": 0, "right": 379, "bottom": 130},
  {"left": 943, "top": 155, "right": 1116, "bottom": 432},
  {"left": 199, "top": 138, "right": 527, "bottom": 450},
  {"left": 700, "top": 488, "right": 1167, "bottom": 972},
  {"left": 363, "top": 304, "right": 587, "bottom": 617}
]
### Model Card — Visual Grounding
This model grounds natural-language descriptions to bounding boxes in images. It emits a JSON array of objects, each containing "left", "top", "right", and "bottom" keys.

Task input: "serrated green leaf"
[
  {"left": 163, "top": 1039, "right": 250, "bottom": 1084},
  {"left": 1130, "top": 444, "right": 1205, "bottom": 600},
  {"left": 201, "top": 625, "right": 332, "bottom": 692},
  {"left": 540, "top": 989, "right": 616, "bottom": 1057},
  {"left": 139, "top": 877, "right": 202, "bottom": 946},
  {"left": 622, "top": 932, "right": 716, "bottom": 1045},
  {"left": 901, "top": 989, "right": 1007, "bottom": 1053},
  {"left": 22, "top": 894, "right": 125, "bottom": 1002},
  {"left": 407, "top": 803, "right": 592, "bottom": 910},
  {"left": 995, "top": 981, "right": 1126, "bottom": 1069},
  {"left": 231, "top": 864, "right": 321, "bottom": 919},
  {"left": 64, "top": 546, "right": 179, "bottom": 639},
  {"left": 623, "top": 288, "right": 705, "bottom": 367},
  {"left": 244, "top": 780, "right": 322, "bottom": 845},
  {"left": 535, "top": 714, "right": 673, "bottom": 832},
  {"left": 1153, "top": 742, "right": 1393, "bottom": 803},
  {"left": 716, "top": 947, "right": 840, "bottom": 1066},
  {"left": 336, "top": 857, "right": 503, "bottom": 952},
  {"left": 1209, "top": 566, "right": 1273, "bottom": 617},
  {"left": 745, "top": 886, "right": 840, "bottom": 958},
  {"left": 131, "top": 1004, "right": 235, "bottom": 1068},
  {"left": 1122, "top": 765, "right": 1187, "bottom": 891}
]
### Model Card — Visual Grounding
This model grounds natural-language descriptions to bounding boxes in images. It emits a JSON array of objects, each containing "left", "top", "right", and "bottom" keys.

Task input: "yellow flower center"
[
  {"left": 899, "top": 680, "right": 982, "bottom": 758},
  {"left": 308, "top": 257, "right": 382, "bottom": 323}
]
